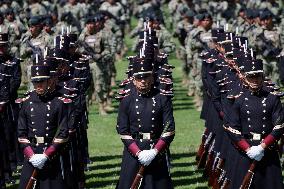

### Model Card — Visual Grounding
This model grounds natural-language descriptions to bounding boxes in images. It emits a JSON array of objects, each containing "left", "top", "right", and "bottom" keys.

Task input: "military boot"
[
  {"left": 194, "top": 95, "right": 203, "bottom": 112},
  {"left": 188, "top": 89, "right": 195, "bottom": 97},
  {"left": 99, "top": 103, "right": 108, "bottom": 116},
  {"left": 111, "top": 76, "right": 116, "bottom": 87},
  {"left": 104, "top": 100, "right": 114, "bottom": 112}
]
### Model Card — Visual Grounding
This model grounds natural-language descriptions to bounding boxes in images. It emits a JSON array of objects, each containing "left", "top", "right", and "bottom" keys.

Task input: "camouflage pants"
[
  {"left": 89, "top": 61, "right": 111, "bottom": 103},
  {"left": 109, "top": 60, "right": 117, "bottom": 78},
  {"left": 177, "top": 47, "right": 190, "bottom": 78},
  {"left": 263, "top": 60, "right": 280, "bottom": 85},
  {"left": 188, "top": 55, "right": 203, "bottom": 97},
  {"left": 193, "top": 57, "right": 203, "bottom": 97}
]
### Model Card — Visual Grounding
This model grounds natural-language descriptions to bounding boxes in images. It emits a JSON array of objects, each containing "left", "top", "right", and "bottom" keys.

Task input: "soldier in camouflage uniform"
[
  {"left": 100, "top": 0, "right": 127, "bottom": 59},
  {"left": 25, "top": 0, "right": 48, "bottom": 17},
  {"left": 4, "top": 9, "right": 26, "bottom": 57},
  {"left": 185, "top": 12, "right": 213, "bottom": 111},
  {"left": 174, "top": 9, "right": 195, "bottom": 86},
  {"left": 20, "top": 16, "right": 51, "bottom": 90},
  {"left": 241, "top": 9, "right": 258, "bottom": 47},
  {"left": 100, "top": 0, "right": 126, "bottom": 26},
  {"left": 255, "top": 9, "right": 282, "bottom": 85},
  {"left": 232, "top": 6, "right": 246, "bottom": 34},
  {"left": 55, "top": 12, "right": 81, "bottom": 35},
  {"left": 100, "top": 10, "right": 123, "bottom": 88},
  {"left": 168, "top": 0, "right": 182, "bottom": 29},
  {"left": 78, "top": 14, "right": 112, "bottom": 115},
  {"left": 133, "top": 13, "right": 175, "bottom": 54},
  {"left": 58, "top": 0, "right": 84, "bottom": 29},
  {"left": 43, "top": 16, "right": 56, "bottom": 41}
]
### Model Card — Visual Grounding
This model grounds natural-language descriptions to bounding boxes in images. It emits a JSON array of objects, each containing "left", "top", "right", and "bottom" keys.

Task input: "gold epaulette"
[
  {"left": 270, "top": 91, "right": 284, "bottom": 97},
  {"left": 227, "top": 91, "right": 243, "bottom": 99}
]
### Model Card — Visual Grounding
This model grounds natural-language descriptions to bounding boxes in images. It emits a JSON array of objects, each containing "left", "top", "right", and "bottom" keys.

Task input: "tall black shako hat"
[
  {"left": 243, "top": 58, "right": 263, "bottom": 75},
  {"left": 132, "top": 56, "right": 153, "bottom": 79},
  {"left": 31, "top": 64, "right": 50, "bottom": 82}
]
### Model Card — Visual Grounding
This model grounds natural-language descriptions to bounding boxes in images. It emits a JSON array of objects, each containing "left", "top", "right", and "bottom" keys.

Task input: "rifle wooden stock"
[
  {"left": 130, "top": 166, "right": 145, "bottom": 189},
  {"left": 197, "top": 149, "right": 208, "bottom": 169},
  {"left": 213, "top": 159, "right": 225, "bottom": 189},
  {"left": 25, "top": 168, "right": 38, "bottom": 189},
  {"left": 203, "top": 152, "right": 214, "bottom": 179},
  {"left": 196, "top": 142, "right": 205, "bottom": 162},
  {"left": 240, "top": 161, "right": 257, "bottom": 189},
  {"left": 222, "top": 178, "right": 230, "bottom": 189}
]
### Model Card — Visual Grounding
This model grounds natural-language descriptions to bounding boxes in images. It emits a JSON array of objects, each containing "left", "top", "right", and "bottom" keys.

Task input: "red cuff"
[
  {"left": 237, "top": 139, "right": 250, "bottom": 151},
  {"left": 263, "top": 134, "right": 276, "bottom": 146},
  {"left": 23, "top": 146, "right": 34, "bottom": 159},
  {"left": 128, "top": 142, "right": 140, "bottom": 156},
  {"left": 219, "top": 111, "right": 224, "bottom": 119},
  {"left": 154, "top": 139, "right": 167, "bottom": 152},
  {"left": 44, "top": 145, "right": 56, "bottom": 158}
]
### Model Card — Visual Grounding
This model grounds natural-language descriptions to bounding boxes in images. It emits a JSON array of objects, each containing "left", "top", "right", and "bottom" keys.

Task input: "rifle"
[
  {"left": 197, "top": 132, "right": 213, "bottom": 169},
  {"left": 221, "top": 178, "right": 231, "bottom": 189},
  {"left": 204, "top": 140, "right": 215, "bottom": 182},
  {"left": 196, "top": 34, "right": 212, "bottom": 53},
  {"left": 79, "top": 41, "right": 96, "bottom": 59},
  {"left": 130, "top": 122, "right": 171, "bottom": 189},
  {"left": 26, "top": 40, "right": 43, "bottom": 61},
  {"left": 25, "top": 168, "right": 38, "bottom": 189},
  {"left": 196, "top": 131, "right": 207, "bottom": 162},
  {"left": 212, "top": 158, "right": 225, "bottom": 189},
  {"left": 240, "top": 160, "right": 257, "bottom": 189},
  {"left": 130, "top": 166, "right": 145, "bottom": 189}
]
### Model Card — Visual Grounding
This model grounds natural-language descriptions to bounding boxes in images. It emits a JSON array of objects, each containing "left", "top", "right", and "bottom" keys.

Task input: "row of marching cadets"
[
  {"left": 115, "top": 19, "right": 175, "bottom": 189},
  {"left": 0, "top": 30, "right": 92, "bottom": 188},
  {"left": 196, "top": 20, "right": 284, "bottom": 188}
]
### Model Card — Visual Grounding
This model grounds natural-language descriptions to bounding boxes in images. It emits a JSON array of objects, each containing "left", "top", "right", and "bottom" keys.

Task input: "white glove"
[
  {"left": 29, "top": 154, "right": 41, "bottom": 167},
  {"left": 138, "top": 149, "right": 158, "bottom": 166},
  {"left": 246, "top": 145, "right": 264, "bottom": 161},
  {"left": 36, "top": 154, "right": 48, "bottom": 169},
  {"left": 29, "top": 154, "right": 48, "bottom": 169}
]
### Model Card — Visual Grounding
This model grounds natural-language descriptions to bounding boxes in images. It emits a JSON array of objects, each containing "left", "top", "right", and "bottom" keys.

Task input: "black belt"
[
  {"left": 243, "top": 133, "right": 267, "bottom": 140},
  {"left": 29, "top": 137, "right": 53, "bottom": 144},
  {"left": 132, "top": 133, "right": 159, "bottom": 140}
]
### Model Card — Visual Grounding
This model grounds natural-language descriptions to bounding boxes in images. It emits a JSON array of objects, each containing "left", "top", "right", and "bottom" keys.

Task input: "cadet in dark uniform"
[
  {"left": 17, "top": 64, "right": 69, "bottom": 189},
  {"left": 0, "top": 32, "right": 21, "bottom": 184},
  {"left": 0, "top": 46, "right": 11, "bottom": 189},
  {"left": 225, "top": 59, "right": 284, "bottom": 189},
  {"left": 116, "top": 37, "right": 175, "bottom": 188}
]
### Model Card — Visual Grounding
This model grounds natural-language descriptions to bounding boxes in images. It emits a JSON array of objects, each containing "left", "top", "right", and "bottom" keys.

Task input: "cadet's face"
[
  {"left": 33, "top": 80, "right": 49, "bottom": 95},
  {"left": 133, "top": 75, "right": 153, "bottom": 93},
  {"left": 246, "top": 74, "right": 263, "bottom": 91}
]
